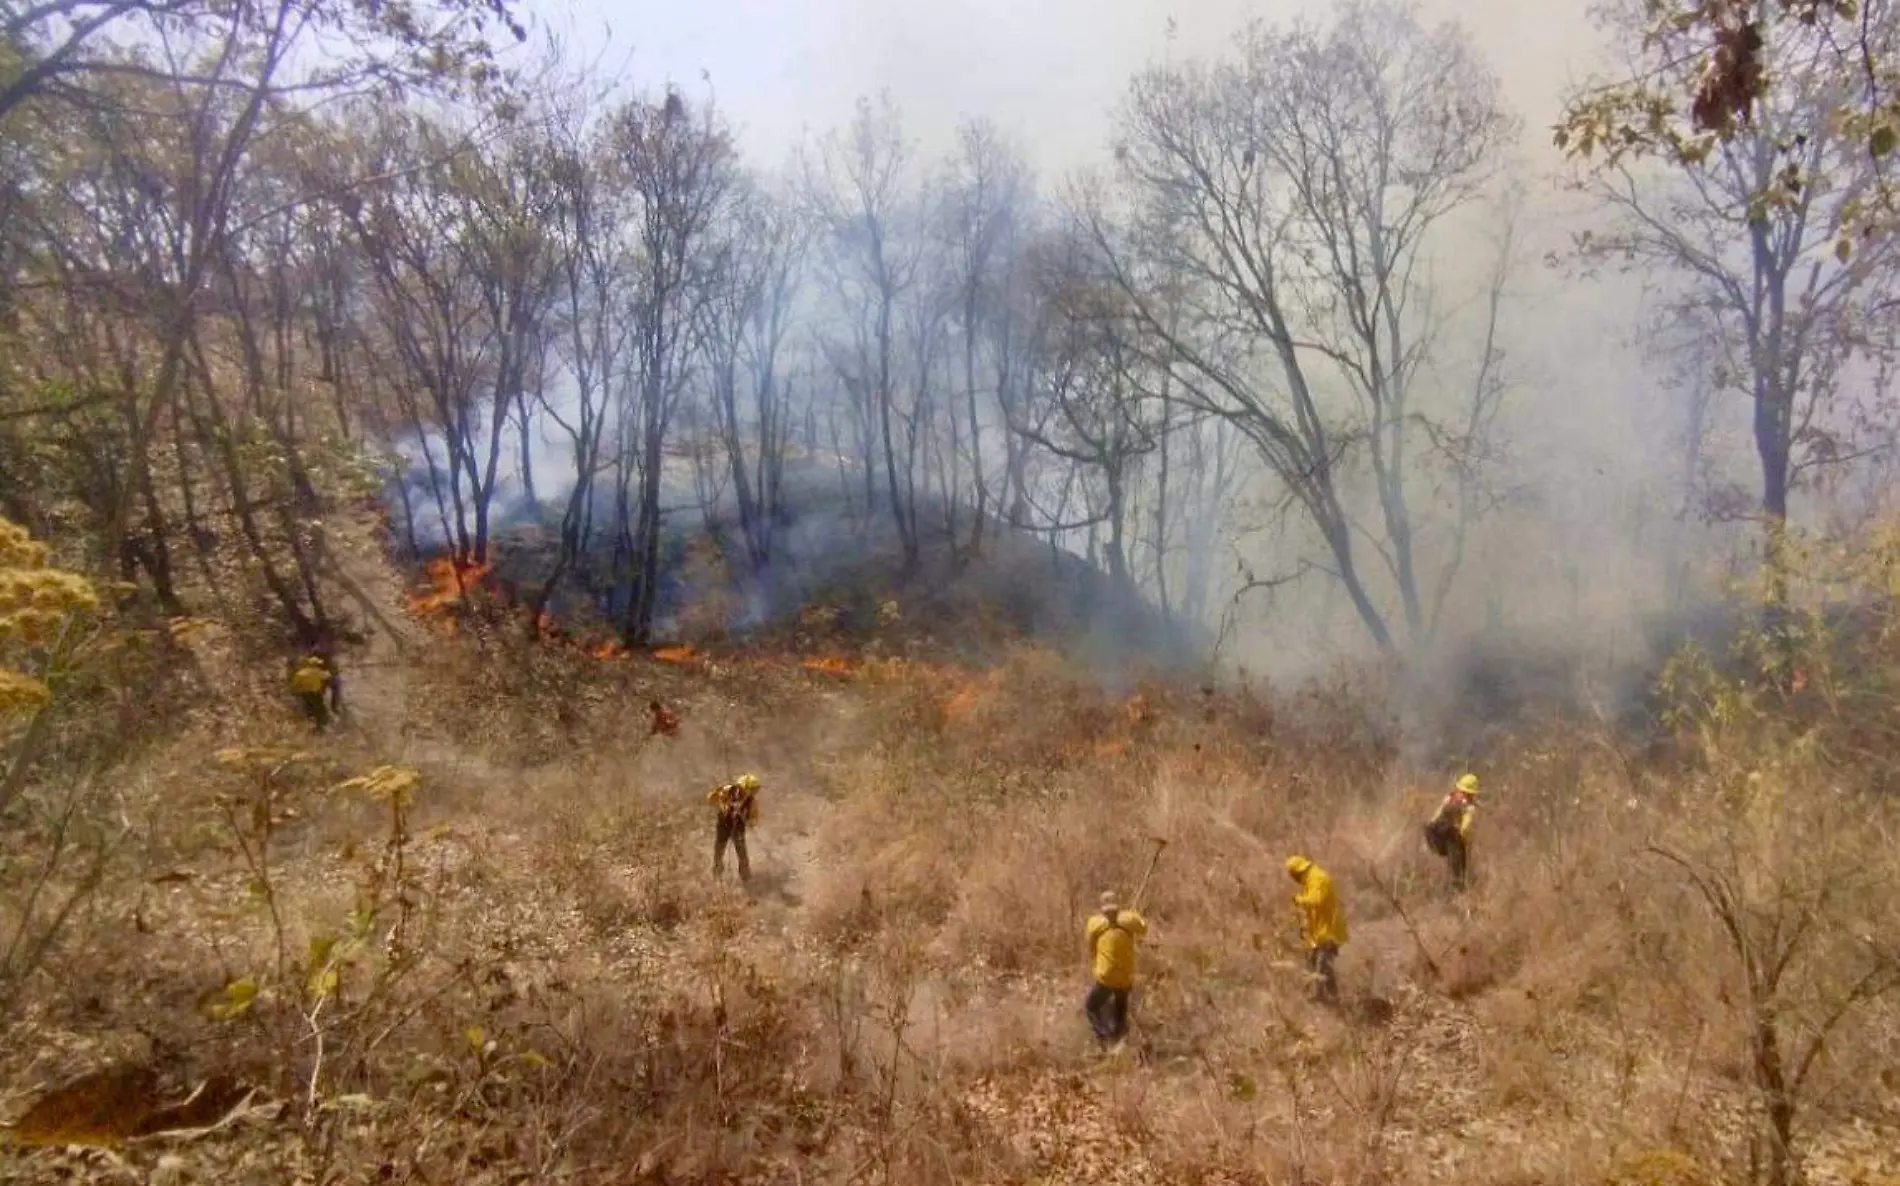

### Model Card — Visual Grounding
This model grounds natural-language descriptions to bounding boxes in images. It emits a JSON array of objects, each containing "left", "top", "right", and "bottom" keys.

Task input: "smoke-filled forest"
[
  {"left": 7, "top": 0, "right": 1900, "bottom": 673},
  {"left": 3, "top": 1, "right": 1900, "bottom": 1184}
]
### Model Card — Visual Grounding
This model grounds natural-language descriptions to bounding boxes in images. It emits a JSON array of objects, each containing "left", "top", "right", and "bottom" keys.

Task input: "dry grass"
[{"left": 3, "top": 581, "right": 1900, "bottom": 1186}]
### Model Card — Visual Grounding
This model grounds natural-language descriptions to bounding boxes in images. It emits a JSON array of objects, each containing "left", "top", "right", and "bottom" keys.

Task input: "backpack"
[{"left": 720, "top": 784, "right": 753, "bottom": 821}]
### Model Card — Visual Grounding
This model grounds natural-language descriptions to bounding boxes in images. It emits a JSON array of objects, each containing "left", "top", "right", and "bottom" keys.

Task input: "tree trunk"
[
  {"left": 1753, "top": 1008, "right": 1797, "bottom": 1186},
  {"left": 963, "top": 296, "right": 987, "bottom": 559}
]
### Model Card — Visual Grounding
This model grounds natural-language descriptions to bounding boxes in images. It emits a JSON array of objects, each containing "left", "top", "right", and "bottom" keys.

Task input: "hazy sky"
[
  {"left": 540, "top": 0, "right": 1653, "bottom": 419},
  {"left": 541, "top": 0, "right": 1653, "bottom": 461},
  {"left": 554, "top": 0, "right": 1604, "bottom": 174}
]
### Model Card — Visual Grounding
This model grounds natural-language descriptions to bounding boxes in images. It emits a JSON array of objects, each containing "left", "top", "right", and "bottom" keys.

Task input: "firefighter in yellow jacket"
[
  {"left": 707, "top": 774, "right": 761, "bottom": 883},
  {"left": 1423, "top": 773, "right": 1480, "bottom": 891},
  {"left": 1286, "top": 855, "right": 1347, "bottom": 1004},
  {"left": 1084, "top": 890, "right": 1149, "bottom": 1044},
  {"left": 288, "top": 654, "right": 334, "bottom": 731}
]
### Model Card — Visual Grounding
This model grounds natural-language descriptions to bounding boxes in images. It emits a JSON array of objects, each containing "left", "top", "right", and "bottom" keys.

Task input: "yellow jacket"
[
  {"left": 1086, "top": 908, "right": 1148, "bottom": 990},
  {"left": 707, "top": 782, "right": 760, "bottom": 824},
  {"left": 1431, "top": 792, "right": 1477, "bottom": 840},
  {"left": 289, "top": 659, "right": 331, "bottom": 695},
  {"left": 1293, "top": 866, "right": 1347, "bottom": 948}
]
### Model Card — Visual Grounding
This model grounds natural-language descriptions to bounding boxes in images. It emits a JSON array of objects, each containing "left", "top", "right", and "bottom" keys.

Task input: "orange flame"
[
  {"left": 651, "top": 644, "right": 702, "bottom": 666},
  {"left": 590, "top": 639, "right": 630, "bottom": 660},
  {"left": 801, "top": 655, "right": 857, "bottom": 677},
  {"left": 943, "top": 681, "right": 985, "bottom": 721},
  {"left": 404, "top": 556, "right": 493, "bottom": 623}
]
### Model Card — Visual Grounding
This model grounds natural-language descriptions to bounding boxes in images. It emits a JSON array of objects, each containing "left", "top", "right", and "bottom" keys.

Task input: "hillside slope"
[{"left": 2, "top": 519, "right": 1898, "bottom": 1186}]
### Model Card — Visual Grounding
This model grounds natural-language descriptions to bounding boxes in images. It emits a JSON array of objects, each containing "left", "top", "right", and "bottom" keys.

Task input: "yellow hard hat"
[
  {"left": 1456, "top": 773, "right": 1479, "bottom": 796},
  {"left": 1285, "top": 855, "right": 1313, "bottom": 877},
  {"left": 735, "top": 773, "right": 761, "bottom": 791}
]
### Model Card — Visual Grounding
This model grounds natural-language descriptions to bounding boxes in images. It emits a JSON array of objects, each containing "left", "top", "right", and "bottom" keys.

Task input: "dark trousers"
[
  {"left": 1424, "top": 822, "right": 1470, "bottom": 891},
  {"left": 296, "top": 690, "right": 330, "bottom": 731},
  {"left": 1085, "top": 982, "right": 1130, "bottom": 1041},
  {"left": 1306, "top": 943, "right": 1340, "bottom": 1004},
  {"left": 714, "top": 815, "right": 750, "bottom": 882}
]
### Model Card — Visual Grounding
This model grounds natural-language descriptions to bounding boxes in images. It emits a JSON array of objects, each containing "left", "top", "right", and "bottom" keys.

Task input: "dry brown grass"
[{"left": 4, "top": 584, "right": 1900, "bottom": 1186}]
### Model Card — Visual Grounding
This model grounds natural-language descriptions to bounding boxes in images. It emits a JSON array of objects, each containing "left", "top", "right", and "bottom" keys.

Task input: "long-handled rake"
[{"left": 1129, "top": 835, "right": 1169, "bottom": 911}]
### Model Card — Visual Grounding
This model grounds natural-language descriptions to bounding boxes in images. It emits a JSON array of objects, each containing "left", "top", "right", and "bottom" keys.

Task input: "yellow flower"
[
  {"left": 0, "top": 668, "right": 51, "bottom": 717},
  {"left": 0, "top": 517, "right": 101, "bottom": 719},
  {"left": 0, "top": 519, "right": 49, "bottom": 570}
]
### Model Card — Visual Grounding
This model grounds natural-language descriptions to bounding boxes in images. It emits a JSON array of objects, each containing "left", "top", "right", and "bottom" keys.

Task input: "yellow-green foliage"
[{"left": 0, "top": 515, "right": 98, "bottom": 716}]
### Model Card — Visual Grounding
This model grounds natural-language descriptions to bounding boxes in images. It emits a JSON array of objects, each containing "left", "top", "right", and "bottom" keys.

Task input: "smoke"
[
  {"left": 386, "top": 424, "right": 1196, "bottom": 673},
  {"left": 366, "top": 0, "right": 1882, "bottom": 749}
]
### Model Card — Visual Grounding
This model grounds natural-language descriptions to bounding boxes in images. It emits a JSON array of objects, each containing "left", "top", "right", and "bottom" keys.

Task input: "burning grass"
[{"left": 402, "top": 555, "right": 493, "bottom": 623}]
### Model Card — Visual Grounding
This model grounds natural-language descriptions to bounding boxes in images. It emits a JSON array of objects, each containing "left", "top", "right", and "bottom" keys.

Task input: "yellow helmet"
[
  {"left": 735, "top": 773, "right": 761, "bottom": 791},
  {"left": 1285, "top": 855, "right": 1313, "bottom": 878},
  {"left": 1455, "top": 773, "right": 1479, "bottom": 796}
]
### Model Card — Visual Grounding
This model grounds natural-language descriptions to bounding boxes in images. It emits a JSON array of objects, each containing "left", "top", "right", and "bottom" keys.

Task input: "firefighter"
[
  {"left": 1084, "top": 890, "right": 1149, "bottom": 1045},
  {"left": 707, "top": 774, "right": 762, "bottom": 883},
  {"left": 1286, "top": 855, "right": 1347, "bottom": 1004},
  {"left": 288, "top": 654, "right": 334, "bottom": 731},
  {"left": 1423, "top": 773, "right": 1480, "bottom": 891}
]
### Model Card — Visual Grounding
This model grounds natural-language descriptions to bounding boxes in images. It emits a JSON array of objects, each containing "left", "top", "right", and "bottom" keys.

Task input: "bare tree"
[
  {"left": 346, "top": 111, "right": 518, "bottom": 563},
  {"left": 1649, "top": 834, "right": 1900, "bottom": 1186},
  {"left": 1174, "top": 413, "right": 1247, "bottom": 626},
  {"left": 533, "top": 81, "right": 629, "bottom": 621},
  {"left": 1012, "top": 225, "right": 1161, "bottom": 588},
  {"left": 990, "top": 232, "right": 1046, "bottom": 531},
  {"left": 0, "top": 0, "right": 520, "bottom": 125},
  {"left": 703, "top": 181, "right": 809, "bottom": 573},
  {"left": 939, "top": 118, "right": 1030, "bottom": 560},
  {"left": 1571, "top": 0, "right": 1900, "bottom": 606},
  {"left": 2, "top": 0, "right": 523, "bottom": 603},
  {"left": 806, "top": 93, "right": 929, "bottom": 572},
  {"left": 607, "top": 88, "right": 738, "bottom": 644},
  {"left": 1089, "top": 0, "right": 1517, "bottom": 657}
]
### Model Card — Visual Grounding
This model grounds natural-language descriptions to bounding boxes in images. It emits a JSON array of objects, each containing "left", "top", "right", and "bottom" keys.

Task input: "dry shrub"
[
  {"left": 938, "top": 815, "right": 1090, "bottom": 973},
  {"left": 804, "top": 770, "right": 965, "bottom": 948},
  {"left": 1605, "top": 1148, "right": 1721, "bottom": 1186}
]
